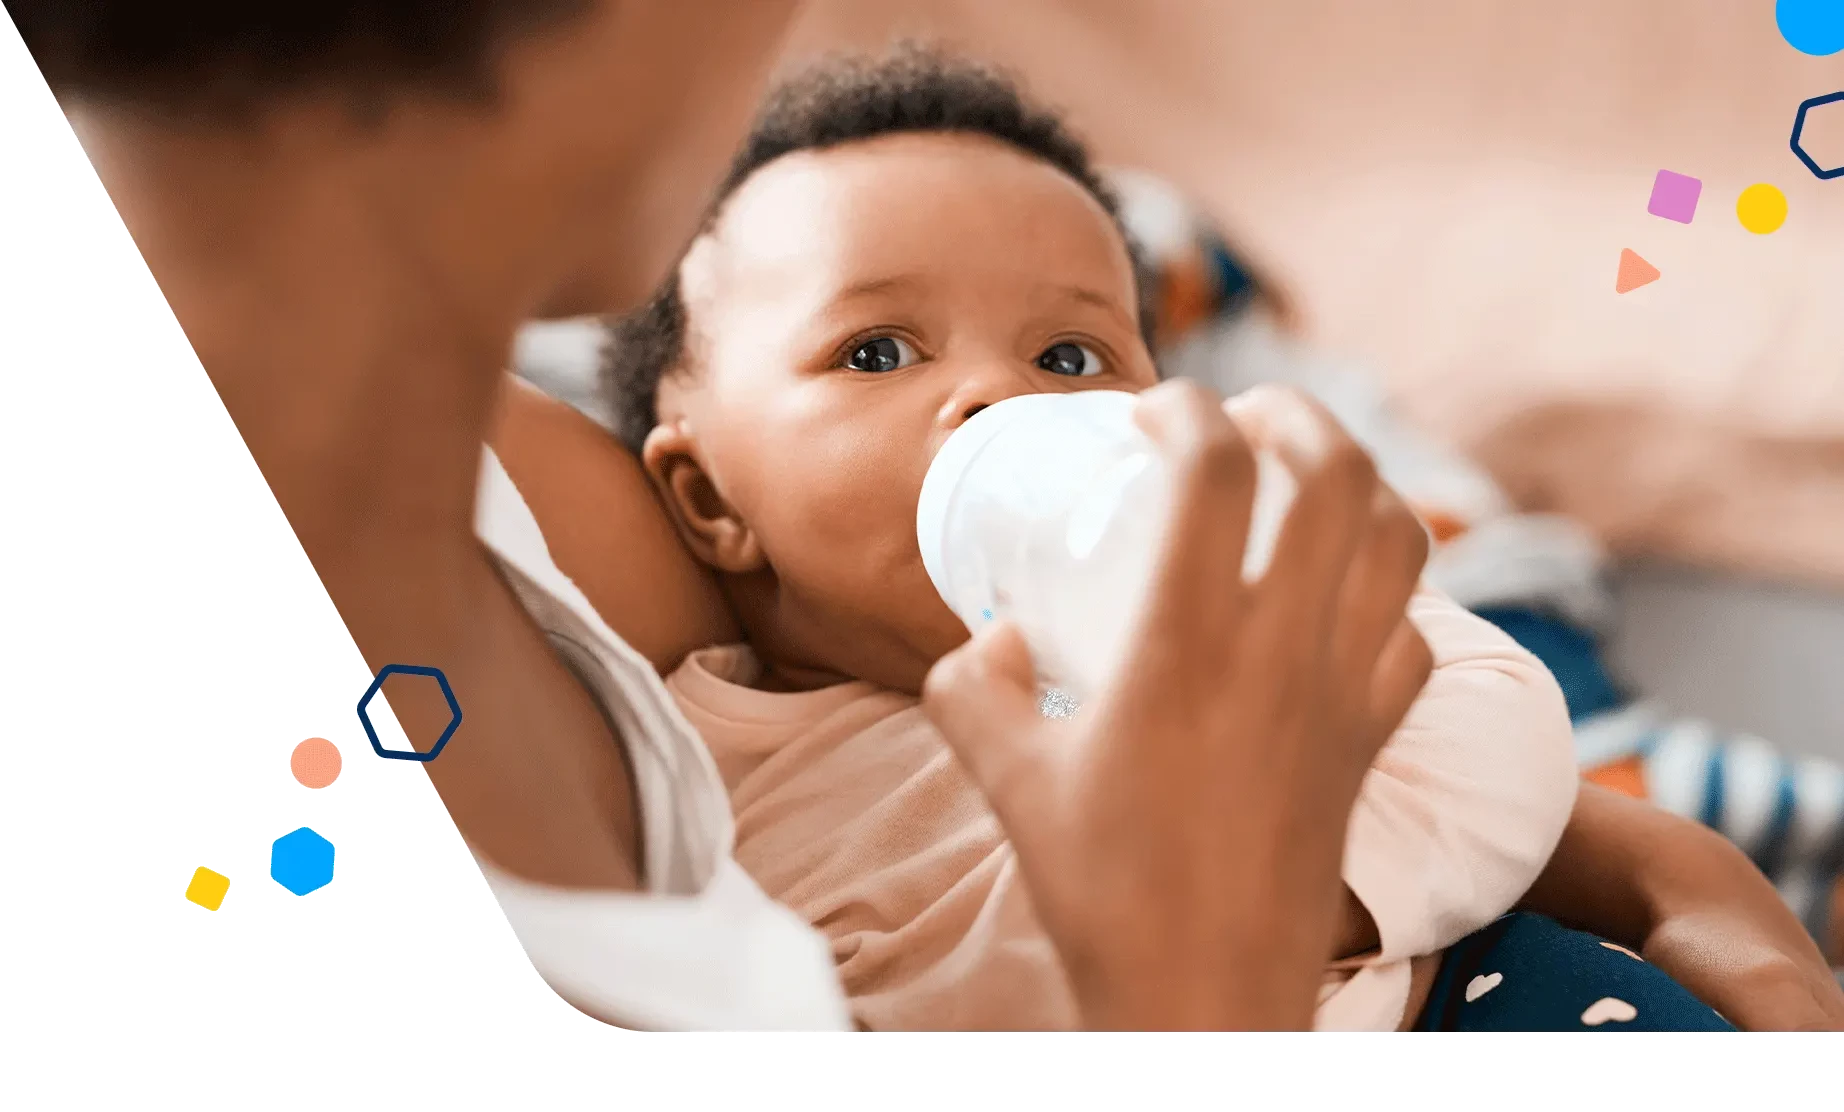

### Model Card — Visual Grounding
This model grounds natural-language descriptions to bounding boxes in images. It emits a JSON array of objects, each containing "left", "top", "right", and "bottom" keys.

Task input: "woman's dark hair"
[
  {"left": 6, "top": 1, "right": 591, "bottom": 112},
  {"left": 601, "top": 48, "right": 1156, "bottom": 456}
]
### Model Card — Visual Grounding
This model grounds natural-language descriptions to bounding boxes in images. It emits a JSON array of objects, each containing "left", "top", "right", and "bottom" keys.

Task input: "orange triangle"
[{"left": 1615, "top": 248, "right": 1659, "bottom": 294}]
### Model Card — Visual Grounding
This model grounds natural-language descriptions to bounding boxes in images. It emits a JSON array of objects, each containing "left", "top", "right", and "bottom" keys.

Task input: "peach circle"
[{"left": 291, "top": 737, "right": 342, "bottom": 789}]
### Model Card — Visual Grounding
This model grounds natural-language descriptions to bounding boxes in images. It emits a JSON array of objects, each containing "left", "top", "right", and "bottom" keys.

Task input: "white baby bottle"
[{"left": 915, "top": 389, "right": 1295, "bottom": 706}]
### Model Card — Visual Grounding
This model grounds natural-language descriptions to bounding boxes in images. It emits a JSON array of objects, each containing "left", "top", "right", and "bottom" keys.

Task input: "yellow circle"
[{"left": 1736, "top": 183, "right": 1787, "bottom": 234}]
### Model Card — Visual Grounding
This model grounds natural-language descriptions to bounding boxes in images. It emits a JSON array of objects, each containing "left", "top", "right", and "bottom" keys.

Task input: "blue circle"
[{"left": 1778, "top": 0, "right": 1844, "bottom": 56}]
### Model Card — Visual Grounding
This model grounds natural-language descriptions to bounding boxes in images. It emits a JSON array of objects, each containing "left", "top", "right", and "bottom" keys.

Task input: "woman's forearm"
[
  {"left": 1517, "top": 783, "right": 1843, "bottom": 1031},
  {"left": 1517, "top": 784, "right": 1659, "bottom": 946},
  {"left": 1518, "top": 783, "right": 1818, "bottom": 956}
]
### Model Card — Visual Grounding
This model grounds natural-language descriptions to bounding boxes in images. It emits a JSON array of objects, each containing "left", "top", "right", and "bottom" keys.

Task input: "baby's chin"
[
  {"left": 921, "top": 610, "right": 975, "bottom": 656},
  {"left": 853, "top": 590, "right": 977, "bottom": 683}
]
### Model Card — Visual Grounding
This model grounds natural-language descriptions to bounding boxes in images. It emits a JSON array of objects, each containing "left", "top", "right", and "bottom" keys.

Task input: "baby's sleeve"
[{"left": 1340, "top": 585, "right": 1580, "bottom": 963}]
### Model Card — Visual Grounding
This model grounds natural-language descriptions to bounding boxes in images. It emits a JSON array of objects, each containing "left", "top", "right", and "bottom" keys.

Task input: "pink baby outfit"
[{"left": 667, "top": 587, "right": 1578, "bottom": 1030}]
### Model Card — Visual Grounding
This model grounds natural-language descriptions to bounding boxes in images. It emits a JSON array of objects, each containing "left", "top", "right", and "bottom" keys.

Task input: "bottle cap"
[
  {"left": 916, "top": 391, "right": 1139, "bottom": 605},
  {"left": 915, "top": 394, "right": 1041, "bottom": 601}
]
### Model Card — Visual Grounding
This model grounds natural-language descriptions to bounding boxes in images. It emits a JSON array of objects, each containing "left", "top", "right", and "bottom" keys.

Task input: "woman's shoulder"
[{"left": 489, "top": 375, "right": 739, "bottom": 674}]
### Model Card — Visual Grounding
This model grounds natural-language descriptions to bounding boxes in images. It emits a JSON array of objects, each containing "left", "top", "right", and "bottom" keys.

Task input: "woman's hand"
[
  {"left": 921, "top": 381, "right": 1433, "bottom": 1030},
  {"left": 1521, "top": 784, "right": 1844, "bottom": 1031}
]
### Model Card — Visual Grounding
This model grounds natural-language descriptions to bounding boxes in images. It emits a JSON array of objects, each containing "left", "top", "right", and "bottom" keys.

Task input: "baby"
[{"left": 603, "top": 52, "right": 1581, "bottom": 1030}]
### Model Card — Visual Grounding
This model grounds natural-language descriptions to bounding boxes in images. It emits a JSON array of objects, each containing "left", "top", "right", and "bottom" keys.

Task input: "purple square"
[{"left": 1647, "top": 170, "right": 1702, "bottom": 224}]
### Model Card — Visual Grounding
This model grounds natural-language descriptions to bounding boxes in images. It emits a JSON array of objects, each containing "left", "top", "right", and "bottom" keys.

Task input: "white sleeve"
[
  {"left": 473, "top": 447, "right": 852, "bottom": 1031},
  {"left": 479, "top": 856, "right": 853, "bottom": 1032}
]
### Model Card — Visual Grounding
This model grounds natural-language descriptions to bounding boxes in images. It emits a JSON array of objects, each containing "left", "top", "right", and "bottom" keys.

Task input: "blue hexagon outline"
[
  {"left": 357, "top": 663, "right": 463, "bottom": 763},
  {"left": 1790, "top": 91, "right": 1844, "bottom": 180},
  {"left": 270, "top": 826, "right": 335, "bottom": 896}
]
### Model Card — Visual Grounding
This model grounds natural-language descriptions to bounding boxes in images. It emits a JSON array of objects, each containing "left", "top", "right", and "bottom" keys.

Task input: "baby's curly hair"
[{"left": 602, "top": 47, "right": 1156, "bottom": 456}]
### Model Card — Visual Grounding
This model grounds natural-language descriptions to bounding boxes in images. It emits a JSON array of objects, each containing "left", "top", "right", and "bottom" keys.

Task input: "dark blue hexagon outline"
[
  {"left": 1791, "top": 91, "right": 1844, "bottom": 180},
  {"left": 357, "top": 663, "right": 463, "bottom": 762}
]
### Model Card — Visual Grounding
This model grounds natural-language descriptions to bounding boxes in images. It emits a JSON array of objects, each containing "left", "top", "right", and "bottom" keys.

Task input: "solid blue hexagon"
[
  {"left": 270, "top": 826, "right": 335, "bottom": 896},
  {"left": 1790, "top": 91, "right": 1844, "bottom": 180},
  {"left": 357, "top": 663, "right": 462, "bottom": 763}
]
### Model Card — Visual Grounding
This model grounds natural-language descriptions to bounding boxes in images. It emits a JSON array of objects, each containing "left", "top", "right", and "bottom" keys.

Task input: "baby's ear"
[{"left": 640, "top": 421, "right": 766, "bottom": 575}]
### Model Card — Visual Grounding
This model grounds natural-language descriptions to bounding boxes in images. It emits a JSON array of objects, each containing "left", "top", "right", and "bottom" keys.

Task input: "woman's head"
[
  {"left": 608, "top": 50, "right": 1162, "bottom": 693},
  {"left": 14, "top": 1, "right": 805, "bottom": 318},
  {"left": 10, "top": 1, "right": 592, "bottom": 112}
]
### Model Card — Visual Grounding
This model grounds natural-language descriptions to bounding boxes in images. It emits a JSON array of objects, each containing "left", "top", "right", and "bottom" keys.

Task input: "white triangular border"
[{"left": 10, "top": 23, "right": 634, "bottom": 1032}]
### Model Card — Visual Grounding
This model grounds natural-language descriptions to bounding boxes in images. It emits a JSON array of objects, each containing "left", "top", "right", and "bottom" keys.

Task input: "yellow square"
[{"left": 186, "top": 867, "right": 229, "bottom": 911}]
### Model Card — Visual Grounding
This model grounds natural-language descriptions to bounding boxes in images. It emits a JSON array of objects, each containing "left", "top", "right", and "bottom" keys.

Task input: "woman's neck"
[{"left": 74, "top": 102, "right": 546, "bottom": 566}]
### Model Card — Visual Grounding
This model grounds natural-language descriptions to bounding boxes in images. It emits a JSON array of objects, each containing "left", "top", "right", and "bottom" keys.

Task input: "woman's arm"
[
  {"left": 1521, "top": 783, "right": 1844, "bottom": 1031},
  {"left": 489, "top": 376, "right": 739, "bottom": 674}
]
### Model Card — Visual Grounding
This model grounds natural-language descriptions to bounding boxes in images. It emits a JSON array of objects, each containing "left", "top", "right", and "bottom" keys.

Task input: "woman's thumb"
[{"left": 921, "top": 620, "right": 1049, "bottom": 816}]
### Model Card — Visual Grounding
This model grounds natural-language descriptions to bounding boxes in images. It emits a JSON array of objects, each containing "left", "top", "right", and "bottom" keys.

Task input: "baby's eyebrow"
[
  {"left": 824, "top": 275, "right": 1132, "bottom": 328},
  {"left": 1051, "top": 283, "right": 1136, "bottom": 330},
  {"left": 1059, "top": 285, "right": 1123, "bottom": 313},
  {"left": 838, "top": 276, "right": 1120, "bottom": 305},
  {"left": 831, "top": 274, "right": 930, "bottom": 303}
]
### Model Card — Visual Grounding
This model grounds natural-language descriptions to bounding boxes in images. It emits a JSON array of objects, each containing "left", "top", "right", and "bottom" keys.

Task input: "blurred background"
[{"left": 519, "top": 0, "right": 1844, "bottom": 764}]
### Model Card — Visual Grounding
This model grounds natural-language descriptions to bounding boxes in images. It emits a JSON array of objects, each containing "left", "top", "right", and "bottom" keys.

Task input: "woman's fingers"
[
  {"left": 1332, "top": 485, "right": 1431, "bottom": 682},
  {"left": 921, "top": 620, "right": 1057, "bottom": 842},
  {"left": 1130, "top": 380, "right": 1259, "bottom": 642},
  {"left": 1368, "top": 616, "right": 1434, "bottom": 743},
  {"left": 1231, "top": 386, "right": 1382, "bottom": 640}
]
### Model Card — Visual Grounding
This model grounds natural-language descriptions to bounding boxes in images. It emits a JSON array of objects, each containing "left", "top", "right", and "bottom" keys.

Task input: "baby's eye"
[
  {"left": 1036, "top": 341, "right": 1105, "bottom": 378},
  {"left": 845, "top": 336, "right": 920, "bottom": 373}
]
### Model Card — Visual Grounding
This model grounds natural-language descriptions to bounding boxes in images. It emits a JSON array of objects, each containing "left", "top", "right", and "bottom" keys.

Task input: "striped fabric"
[{"left": 1581, "top": 707, "right": 1844, "bottom": 949}]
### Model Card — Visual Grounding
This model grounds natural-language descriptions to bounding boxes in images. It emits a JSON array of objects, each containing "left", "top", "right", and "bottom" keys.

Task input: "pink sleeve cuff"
[{"left": 1340, "top": 588, "right": 1580, "bottom": 963}]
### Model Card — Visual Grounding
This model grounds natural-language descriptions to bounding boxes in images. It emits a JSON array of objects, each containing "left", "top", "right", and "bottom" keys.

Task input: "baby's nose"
[{"left": 940, "top": 378, "right": 1044, "bottom": 431}]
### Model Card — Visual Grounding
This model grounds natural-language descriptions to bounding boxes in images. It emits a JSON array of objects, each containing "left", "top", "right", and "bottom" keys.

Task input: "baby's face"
[{"left": 652, "top": 132, "right": 1158, "bottom": 691}]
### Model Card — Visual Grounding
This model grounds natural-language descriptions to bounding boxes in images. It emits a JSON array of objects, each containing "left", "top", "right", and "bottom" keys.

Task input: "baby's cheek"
[
  {"left": 783, "top": 502, "right": 953, "bottom": 631},
  {"left": 738, "top": 409, "right": 951, "bottom": 628}
]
